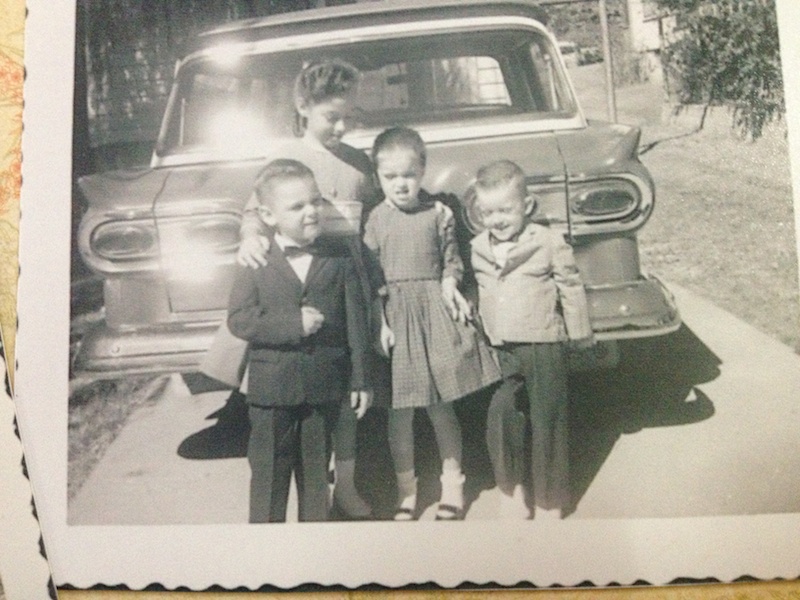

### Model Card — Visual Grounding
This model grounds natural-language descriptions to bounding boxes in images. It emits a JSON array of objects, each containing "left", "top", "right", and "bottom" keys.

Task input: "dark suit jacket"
[{"left": 227, "top": 236, "right": 369, "bottom": 408}]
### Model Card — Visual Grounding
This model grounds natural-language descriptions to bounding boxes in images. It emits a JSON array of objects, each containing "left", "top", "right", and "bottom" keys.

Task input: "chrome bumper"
[
  {"left": 72, "top": 318, "right": 221, "bottom": 379},
  {"left": 73, "top": 276, "right": 679, "bottom": 378},
  {"left": 587, "top": 275, "right": 680, "bottom": 340}
]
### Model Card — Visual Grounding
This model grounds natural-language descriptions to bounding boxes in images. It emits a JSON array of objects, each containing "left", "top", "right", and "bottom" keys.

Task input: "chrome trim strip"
[
  {"left": 155, "top": 116, "right": 587, "bottom": 168},
  {"left": 186, "top": 16, "right": 555, "bottom": 65}
]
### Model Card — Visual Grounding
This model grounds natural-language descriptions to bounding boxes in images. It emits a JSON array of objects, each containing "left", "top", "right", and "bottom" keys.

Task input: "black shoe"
[{"left": 434, "top": 504, "right": 463, "bottom": 521}]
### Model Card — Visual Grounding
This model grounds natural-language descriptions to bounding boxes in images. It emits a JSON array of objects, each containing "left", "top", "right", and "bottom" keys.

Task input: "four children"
[{"left": 226, "top": 63, "right": 593, "bottom": 524}]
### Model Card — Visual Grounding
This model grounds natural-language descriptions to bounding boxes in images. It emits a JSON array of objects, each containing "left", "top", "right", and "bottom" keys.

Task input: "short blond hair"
[
  {"left": 474, "top": 160, "right": 528, "bottom": 202},
  {"left": 253, "top": 158, "right": 316, "bottom": 208}
]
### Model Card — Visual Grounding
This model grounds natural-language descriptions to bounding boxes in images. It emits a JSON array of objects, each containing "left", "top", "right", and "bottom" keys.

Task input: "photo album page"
[{"left": 13, "top": 0, "right": 800, "bottom": 591}]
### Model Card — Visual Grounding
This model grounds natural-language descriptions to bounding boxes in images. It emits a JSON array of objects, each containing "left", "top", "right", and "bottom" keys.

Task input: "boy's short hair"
[
  {"left": 371, "top": 126, "right": 427, "bottom": 167},
  {"left": 253, "top": 158, "right": 316, "bottom": 207},
  {"left": 474, "top": 160, "right": 528, "bottom": 201}
]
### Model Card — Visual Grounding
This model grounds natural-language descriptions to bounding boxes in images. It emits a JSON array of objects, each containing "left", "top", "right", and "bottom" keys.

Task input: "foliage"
[
  {"left": 78, "top": 0, "right": 320, "bottom": 157},
  {"left": 656, "top": 0, "right": 784, "bottom": 139}
]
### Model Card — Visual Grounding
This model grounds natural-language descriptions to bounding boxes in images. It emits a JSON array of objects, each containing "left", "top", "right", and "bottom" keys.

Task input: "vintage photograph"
[{"left": 15, "top": 0, "right": 800, "bottom": 590}]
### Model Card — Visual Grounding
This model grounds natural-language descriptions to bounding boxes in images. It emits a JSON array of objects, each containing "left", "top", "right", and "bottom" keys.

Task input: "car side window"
[
  {"left": 358, "top": 56, "right": 512, "bottom": 113},
  {"left": 529, "top": 40, "right": 572, "bottom": 111}
]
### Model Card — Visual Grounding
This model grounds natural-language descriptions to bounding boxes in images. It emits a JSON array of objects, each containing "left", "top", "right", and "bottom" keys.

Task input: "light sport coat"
[{"left": 470, "top": 222, "right": 592, "bottom": 346}]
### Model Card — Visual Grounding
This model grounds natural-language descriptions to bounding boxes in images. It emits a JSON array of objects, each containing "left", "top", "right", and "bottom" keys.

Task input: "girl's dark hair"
[
  {"left": 293, "top": 59, "right": 360, "bottom": 135},
  {"left": 371, "top": 126, "right": 427, "bottom": 167}
]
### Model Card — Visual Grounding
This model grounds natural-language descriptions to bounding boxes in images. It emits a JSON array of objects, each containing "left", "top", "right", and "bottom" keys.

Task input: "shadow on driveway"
[
  {"left": 567, "top": 324, "right": 719, "bottom": 515},
  {"left": 174, "top": 324, "right": 718, "bottom": 519},
  {"left": 177, "top": 388, "right": 250, "bottom": 460}
]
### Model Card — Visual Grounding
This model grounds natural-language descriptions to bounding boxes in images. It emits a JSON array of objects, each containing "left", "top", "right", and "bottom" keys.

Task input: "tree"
[
  {"left": 656, "top": 0, "right": 783, "bottom": 139},
  {"left": 75, "top": 0, "right": 326, "bottom": 173}
]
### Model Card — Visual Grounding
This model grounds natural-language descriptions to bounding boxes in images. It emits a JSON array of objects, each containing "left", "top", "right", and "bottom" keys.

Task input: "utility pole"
[
  {"left": 536, "top": 0, "right": 618, "bottom": 123},
  {"left": 598, "top": 0, "right": 618, "bottom": 122}
]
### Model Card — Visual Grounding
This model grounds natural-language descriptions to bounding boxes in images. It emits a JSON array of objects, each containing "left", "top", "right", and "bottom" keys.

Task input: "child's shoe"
[
  {"left": 394, "top": 471, "right": 418, "bottom": 521},
  {"left": 499, "top": 484, "right": 530, "bottom": 520},
  {"left": 394, "top": 493, "right": 417, "bottom": 521},
  {"left": 332, "top": 459, "right": 371, "bottom": 520},
  {"left": 435, "top": 470, "right": 465, "bottom": 521}
]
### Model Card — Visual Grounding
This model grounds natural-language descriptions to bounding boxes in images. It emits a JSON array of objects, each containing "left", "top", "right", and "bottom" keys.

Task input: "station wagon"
[{"left": 74, "top": 0, "right": 680, "bottom": 377}]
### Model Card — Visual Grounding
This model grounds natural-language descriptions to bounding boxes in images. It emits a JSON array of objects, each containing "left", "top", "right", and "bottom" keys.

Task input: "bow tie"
[{"left": 282, "top": 244, "right": 315, "bottom": 258}]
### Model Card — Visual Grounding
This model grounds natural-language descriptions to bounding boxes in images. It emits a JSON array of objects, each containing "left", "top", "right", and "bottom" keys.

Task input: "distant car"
[
  {"left": 558, "top": 41, "right": 581, "bottom": 68},
  {"left": 73, "top": 0, "right": 679, "bottom": 378},
  {"left": 579, "top": 45, "right": 604, "bottom": 65}
]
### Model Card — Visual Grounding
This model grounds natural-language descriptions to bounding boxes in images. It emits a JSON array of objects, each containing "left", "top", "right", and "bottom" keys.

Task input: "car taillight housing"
[
  {"left": 90, "top": 220, "right": 158, "bottom": 261},
  {"left": 462, "top": 173, "right": 652, "bottom": 236},
  {"left": 81, "top": 212, "right": 242, "bottom": 275},
  {"left": 568, "top": 177, "right": 641, "bottom": 222}
]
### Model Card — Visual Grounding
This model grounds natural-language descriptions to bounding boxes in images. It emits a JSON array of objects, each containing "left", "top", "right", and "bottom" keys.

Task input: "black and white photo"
[{"left": 14, "top": 0, "right": 800, "bottom": 590}]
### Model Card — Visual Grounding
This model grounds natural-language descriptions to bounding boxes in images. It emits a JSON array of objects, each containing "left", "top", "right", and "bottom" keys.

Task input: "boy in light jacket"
[{"left": 470, "top": 160, "right": 593, "bottom": 520}]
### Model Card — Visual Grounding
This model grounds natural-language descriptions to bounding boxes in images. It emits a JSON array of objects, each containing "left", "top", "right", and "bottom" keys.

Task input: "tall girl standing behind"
[
  {"left": 364, "top": 127, "right": 501, "bottom": 521},
  {"left": 236, "top": 59, "right": 380, "bottom": 519}
]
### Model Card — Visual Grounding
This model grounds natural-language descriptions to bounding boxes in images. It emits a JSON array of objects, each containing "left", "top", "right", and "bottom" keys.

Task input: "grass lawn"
[
  {"left": 68, "top": 376, "right": 168, "bottom": 499},
  {"left": 572, "top": 64, "right": 800, "bottom": 351}
]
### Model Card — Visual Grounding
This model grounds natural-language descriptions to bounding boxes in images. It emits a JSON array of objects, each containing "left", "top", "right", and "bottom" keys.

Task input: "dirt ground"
[{"left": 572, "top": 64, "right": 800, "bottom": 351}]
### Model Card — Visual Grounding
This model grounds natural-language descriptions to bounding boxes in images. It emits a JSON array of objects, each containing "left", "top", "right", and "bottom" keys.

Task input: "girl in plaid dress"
[{"left": 364, "top": 128, "right": 501, "bottom": 520}]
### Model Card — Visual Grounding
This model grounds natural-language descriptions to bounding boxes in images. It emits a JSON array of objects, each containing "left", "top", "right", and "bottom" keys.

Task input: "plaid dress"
[{"left": 364, "top": 195, "right": 501, "bottom": 408}]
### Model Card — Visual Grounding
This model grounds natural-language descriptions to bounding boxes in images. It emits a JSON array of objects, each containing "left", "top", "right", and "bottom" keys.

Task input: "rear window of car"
[{"left": 157, "top": 27, "right": 576, "bottom": 159}]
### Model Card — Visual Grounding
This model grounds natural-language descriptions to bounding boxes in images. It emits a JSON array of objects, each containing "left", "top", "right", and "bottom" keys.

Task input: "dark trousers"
[
  {"left": 247, "top": 403, "right": 339, "bottom": 523},
  {"left": 486, "top": 342, "right": 569, "bottom": 510}
]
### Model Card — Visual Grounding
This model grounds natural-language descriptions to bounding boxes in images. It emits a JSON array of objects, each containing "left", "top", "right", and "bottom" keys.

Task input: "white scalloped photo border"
[
  {"left": 13, "top": 0, "right": 800, "bottom": 591},
  {"left": 0, "top": 327, "right": 56, "bottom": 599}
]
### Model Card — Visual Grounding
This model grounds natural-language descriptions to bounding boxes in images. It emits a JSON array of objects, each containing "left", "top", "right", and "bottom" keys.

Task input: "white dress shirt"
[{"left": 274, "top": 233, "right": 314, "bottom": 283}]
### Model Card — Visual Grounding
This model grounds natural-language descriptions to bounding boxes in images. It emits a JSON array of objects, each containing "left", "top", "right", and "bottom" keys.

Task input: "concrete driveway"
[{"left": 68, "top": 283, "right": 800, "bottom": 524}]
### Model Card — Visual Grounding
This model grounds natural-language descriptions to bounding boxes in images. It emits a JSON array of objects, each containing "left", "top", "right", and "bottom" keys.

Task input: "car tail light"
[
  {"left": 157, "top": 213, "right": 241, "bottom": 282},
  {"left": 176, "top": 216, "right": 241, "bottom": 254},
  {"left": 90, "top": 220, "right": 158, "bottom": 261},
  {"left": 569, "top": 178, "right": 641, "bottom": 221}
]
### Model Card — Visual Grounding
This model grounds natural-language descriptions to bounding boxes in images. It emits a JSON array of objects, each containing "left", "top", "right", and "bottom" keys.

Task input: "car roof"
[{"left": 194, "top": 0, "right": 549, "bottom": 51}]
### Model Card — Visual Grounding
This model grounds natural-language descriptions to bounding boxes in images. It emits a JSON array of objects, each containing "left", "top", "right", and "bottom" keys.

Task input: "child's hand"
[
  {"left": 379, "top": 322, "right": 395, "bottom": 357},
  {"left": 301, "top": 306, "right": 325, "bottom": 336},
  {"left": 350, "top": 390, "right": 373, "bottom": 419},
  {"left": 237, "top": 234, "right": 270, "bottom": 269},
  {"left": 441, "top": 277, "right": 472, "bottom": 325}
]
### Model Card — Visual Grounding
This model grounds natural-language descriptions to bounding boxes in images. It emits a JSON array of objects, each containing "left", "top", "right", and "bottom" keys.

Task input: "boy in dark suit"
[{"left": 228, "top": 159, "right": 372, "bottom": 523}]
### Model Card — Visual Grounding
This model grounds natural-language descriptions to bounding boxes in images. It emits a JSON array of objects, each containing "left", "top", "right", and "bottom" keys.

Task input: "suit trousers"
[
  {"left": 247, "top": 403, "right": 340, "bottom": 523},
  {"left": 487, "top": 342, "right": 569, "bottom": 510}
]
